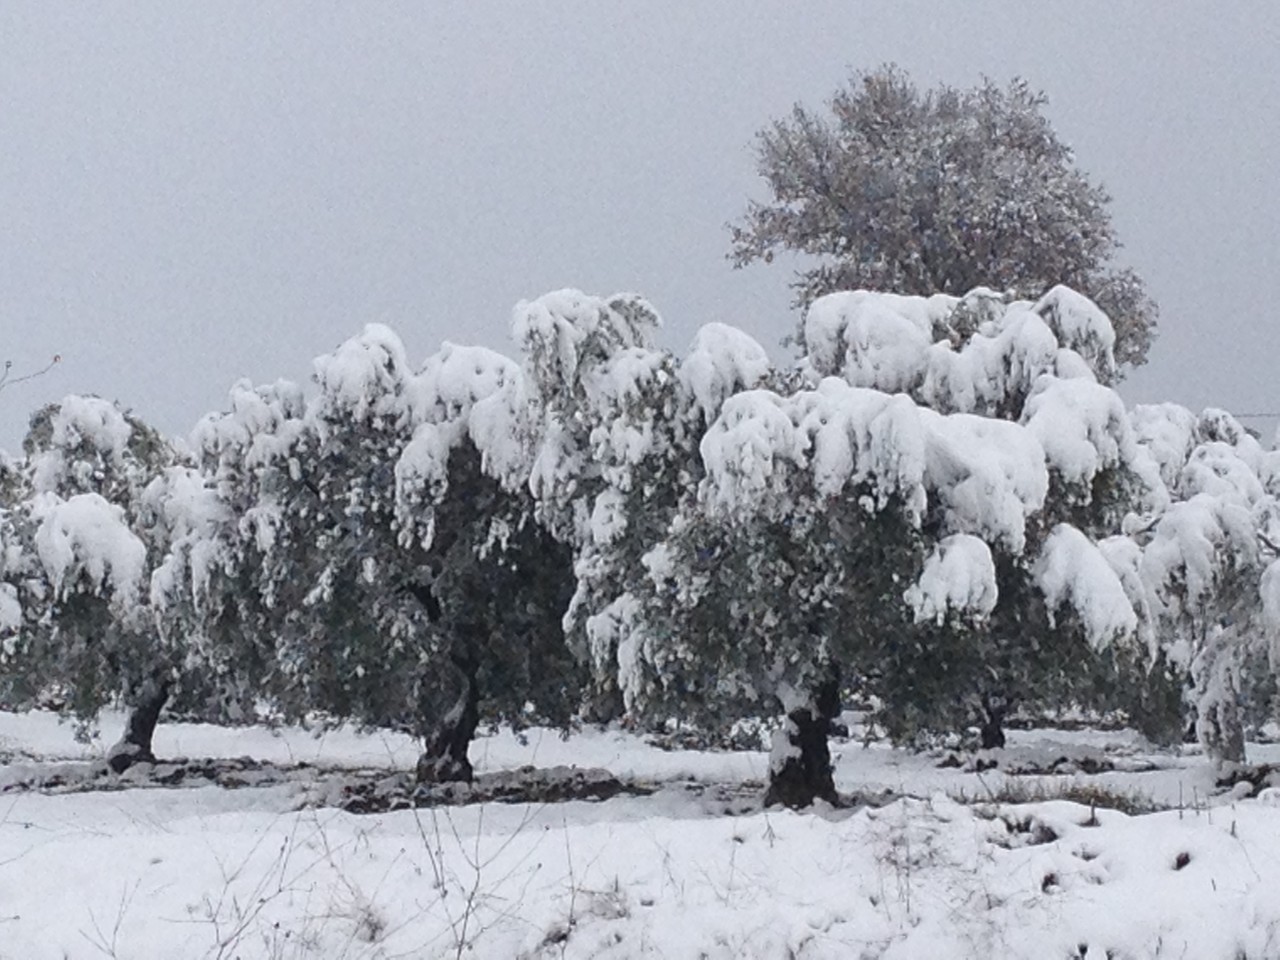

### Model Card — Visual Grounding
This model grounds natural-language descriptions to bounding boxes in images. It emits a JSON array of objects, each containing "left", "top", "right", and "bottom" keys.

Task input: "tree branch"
[{"left": 0, "top": 355, "right": 61, "bottom": 395}]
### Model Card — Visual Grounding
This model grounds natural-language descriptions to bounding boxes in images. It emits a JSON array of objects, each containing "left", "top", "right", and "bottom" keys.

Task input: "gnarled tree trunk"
[
  {"left": 580, "top": 678, "right": 625, "bottom": 726},
  {"left": 765, "top": 663, "right": 841, "bottom": 809},
  {"left": 416, "top": 647, "right": 481, "bottom": 784},
  {"left": 107, "top": 676, "right": 171, "bottom": 774},
  {"left": 978, "top": 692, "right": 1009, "bottom": 750},
  {"left": 1194, "top": 636, "right": 1247, "bottom": 768},
  {"left": 1197, "top": 664, "right": 1246, "bottom": 768}
]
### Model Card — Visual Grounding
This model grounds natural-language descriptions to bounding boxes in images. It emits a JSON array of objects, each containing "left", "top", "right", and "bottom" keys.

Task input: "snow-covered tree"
[
  {"left": 730, "top": 66, "right": 1157, "bottom": 370},
  {"left": 0, "top": 491, "right": 147, "bottom": 720},
  {"left": 149, "top": 378, "right": 311, "bottom": 732},
  {"left": 602, "top": 286, "right": 1157, "bottom": 806},
  {"left": 397, "top": 437, "right": 578, "bottom": 781},
  {"left": 799, "top": 286, "right": 1161, "bottom": 748},
  {"left": 513, "top": 290, "right": 773, "bottom": 723},
  {"left": 1125, "top": 406, "right": 1280, "bottom": 764},
  {"left": 0, "top": 452, "right": 25, "bottom": 668},
  {"left": 241, "top": 329, "right": 579, "bottom": 782},
  {"left": 641, "top": 382, "right": 937, "bottom": 805},
  {"left": 22, "top": 396, "right": 172, "bottom": 507},
  {"left": 0, "top": 397, "right": 175, "bottom": 768}
]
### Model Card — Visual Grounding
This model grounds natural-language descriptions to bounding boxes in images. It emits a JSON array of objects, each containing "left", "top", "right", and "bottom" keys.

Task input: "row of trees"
[
  {"left": 1, "top": 284, "right": 1274, "bottom": 806},
  {"left": 0, "top": 66, "right": 1254, "bottom": 808}
]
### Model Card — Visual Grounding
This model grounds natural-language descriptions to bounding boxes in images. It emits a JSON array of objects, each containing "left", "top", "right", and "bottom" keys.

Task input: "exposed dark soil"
[
  {"left": 1214, "top": 762, "right": 1280, "bottom": 797},
  {"left": 0, "top": 755, "right": 660, "bottom": 811},
  {"left": 0, "top": 753, "right": 907, "bottom": 816},
  {"left": 336, "top": 764, "right": 653, "bottom": 813},
  {"left": 936, "top": 751, "right": 1161, "bottom": 776}
]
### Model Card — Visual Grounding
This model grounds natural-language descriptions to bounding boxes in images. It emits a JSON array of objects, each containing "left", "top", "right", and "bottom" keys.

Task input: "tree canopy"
[
  {"left": 729, "top": 65, "right": 1158, "bottom": 371},
  {"left": 2, "top": 285, "right": 1277, "bottom": 806}
]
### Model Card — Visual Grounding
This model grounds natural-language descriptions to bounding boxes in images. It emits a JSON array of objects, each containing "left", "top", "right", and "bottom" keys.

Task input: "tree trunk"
[
  {"left": 580, "top": 678, "right": 625, "bottom": 726},
  {"left": 1195, "top": 639, "right": 1247, "bottom": 768},
  {"left": 765, "top": 664, "right": 841, "bottom": 809},
  {"left": 416, "top": 650, "right": 481, "bottom": 784},
  {"left": 979, "top": 693, "right": 1008, "bottom": 750},
  {"left": 1197, "top": 669, "right": 1246, "bottom": 767},
  {"left": 107, "top": 677, "right": 170, "bottom": 774}
]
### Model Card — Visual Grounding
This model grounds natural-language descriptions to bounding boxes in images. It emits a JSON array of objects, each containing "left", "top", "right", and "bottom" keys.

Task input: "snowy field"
[{"left": 2, "top": 712, "right": 1280, "bottom": 959}]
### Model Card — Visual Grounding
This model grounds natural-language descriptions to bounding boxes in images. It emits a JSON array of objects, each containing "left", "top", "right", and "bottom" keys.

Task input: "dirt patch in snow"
[
  {"left": 334, "top": 764, "right": 655, "bottom": 813},
  {"left": 0, "top": 755, "right": 665, "bottom": 811}
]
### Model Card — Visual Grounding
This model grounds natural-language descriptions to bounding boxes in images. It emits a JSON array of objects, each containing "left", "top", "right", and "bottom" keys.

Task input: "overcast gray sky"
[{"left": 2, "top": 2, "right": 1277, "bottom": 452}]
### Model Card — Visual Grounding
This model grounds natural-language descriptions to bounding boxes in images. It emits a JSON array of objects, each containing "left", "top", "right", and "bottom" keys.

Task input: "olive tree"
[
  {"left": 511, "top": 290, "right": 773, "bottom": 724},
  {"left": 0, "top": 397, "right": 175, "bottom": 769},
  {"left": 730, "top": 65, "right": 1157, "bottom": 370},
  {"left": 610, "top": 287, "right": 1156, "bottom": 806},
  {"left": 1125, "top": 406, "right": 1280, "bottom": 765},
  {"left": 240, "top": 328, "right": 579, "bottom": 782}
]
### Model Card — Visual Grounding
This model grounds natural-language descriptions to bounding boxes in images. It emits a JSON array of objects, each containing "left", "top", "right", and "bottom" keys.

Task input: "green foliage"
[
  {"left": 256, "top": 377, "right": 580, "bottom": 747},
  {"left": 0, "top": 289, "right": 1208, "bottom": 782},
  {"left": 633, "top": 470, "right": 929, "bottom": 737},
  {"left": 730, "top": 65, "right": 1157, "bottom": 370},
  {"left": 1, "top": 398, "right": 174, "bottom": 723}
]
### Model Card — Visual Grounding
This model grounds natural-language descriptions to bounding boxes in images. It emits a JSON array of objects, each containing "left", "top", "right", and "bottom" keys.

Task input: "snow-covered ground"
[{"left": 2, "top": 711, "right": 1279, "bottom": 959}]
